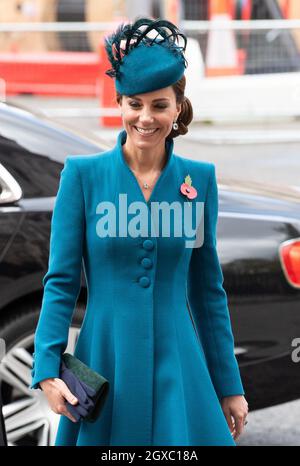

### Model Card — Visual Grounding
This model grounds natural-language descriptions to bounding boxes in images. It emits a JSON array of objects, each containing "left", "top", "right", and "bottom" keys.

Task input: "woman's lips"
[{"left": 134, "top": 126, "right": 159, "bottom": 136}]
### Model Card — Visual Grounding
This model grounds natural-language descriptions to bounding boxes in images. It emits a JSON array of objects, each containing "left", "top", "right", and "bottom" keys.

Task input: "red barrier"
[{"left": 0, "top": 51, "right": 100, "bottom": 96}]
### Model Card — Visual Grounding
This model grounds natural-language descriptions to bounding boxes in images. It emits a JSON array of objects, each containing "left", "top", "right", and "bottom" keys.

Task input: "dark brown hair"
[{"left": 116, "top": 74, "right": 193, "bottom": 139}]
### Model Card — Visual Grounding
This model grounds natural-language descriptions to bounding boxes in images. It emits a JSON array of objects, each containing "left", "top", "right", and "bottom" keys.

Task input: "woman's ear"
[
  {"left": 176, "top": 102, "right": 182, "bottom": 118},
  {"left": 116, "top": 95, "right": 123, "bottom": 111},
  {"left": 118, "top": 101, "right": 123, "bottom": 116}
]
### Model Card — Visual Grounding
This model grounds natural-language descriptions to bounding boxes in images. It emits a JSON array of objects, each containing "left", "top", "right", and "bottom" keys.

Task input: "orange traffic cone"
[{"left": 206, "top": 0, "right": 241, "bottom": 77}]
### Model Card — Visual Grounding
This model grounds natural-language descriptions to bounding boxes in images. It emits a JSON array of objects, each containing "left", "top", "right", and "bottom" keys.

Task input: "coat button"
[
  {"left": 141, "top": 257, "right": 153, "bottom": 269},
  {"left": 142, "top": 239, "right": 154, "bottom": 251},
  {"left": 139, "top": 276, "right": 150, "bottom": 288}
]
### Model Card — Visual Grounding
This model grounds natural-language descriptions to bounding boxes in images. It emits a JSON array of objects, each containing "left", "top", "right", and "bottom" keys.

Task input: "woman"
[{"left": 30, "top": 17, "right": 248, "bottom": 446}]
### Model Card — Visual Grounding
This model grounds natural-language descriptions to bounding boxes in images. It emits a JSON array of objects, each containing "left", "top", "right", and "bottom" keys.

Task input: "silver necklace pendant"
[{"left": 143, "top": 182, "right": 150, "bottom": 189}]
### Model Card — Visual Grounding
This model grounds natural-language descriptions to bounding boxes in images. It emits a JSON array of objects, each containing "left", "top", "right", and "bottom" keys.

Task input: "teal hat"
[{"left": 104, "top": 17, "right": 188, "bottom": 96}]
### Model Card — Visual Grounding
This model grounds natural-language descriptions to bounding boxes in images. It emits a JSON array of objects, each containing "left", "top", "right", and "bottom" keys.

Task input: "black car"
[{"left": 0, "top": 103, "right": 299, "bottom": 446}]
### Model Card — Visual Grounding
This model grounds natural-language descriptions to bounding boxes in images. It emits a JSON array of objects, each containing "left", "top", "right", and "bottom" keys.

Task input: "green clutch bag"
[{"left": 60, "top": 353, "right": 109, "bottom": 423}]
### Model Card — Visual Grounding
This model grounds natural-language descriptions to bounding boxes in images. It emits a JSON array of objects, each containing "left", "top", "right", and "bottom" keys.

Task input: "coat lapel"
[{"left": 113, "top": 129, "right": 175, "bottom": 205}]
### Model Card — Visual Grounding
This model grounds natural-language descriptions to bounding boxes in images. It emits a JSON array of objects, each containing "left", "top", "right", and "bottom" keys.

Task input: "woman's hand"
[
  {"left": 221, "top": 395, "right": 249, "bottom": 441},
  {"left": 39, "top": 377, "right": 79, "bottom": 423}
]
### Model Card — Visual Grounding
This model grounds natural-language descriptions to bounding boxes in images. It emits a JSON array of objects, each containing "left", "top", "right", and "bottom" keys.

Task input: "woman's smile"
[{"left": 133, "top": 126, "right": 160, "bottom": 136}]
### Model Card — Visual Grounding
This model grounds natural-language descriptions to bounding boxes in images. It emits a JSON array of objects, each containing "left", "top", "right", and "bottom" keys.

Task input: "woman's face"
[{"left": 118, "top": 85, "right": 181, "bottom": 149}]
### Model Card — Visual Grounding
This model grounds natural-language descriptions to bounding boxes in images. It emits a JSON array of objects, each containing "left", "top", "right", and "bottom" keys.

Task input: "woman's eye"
[{"left": 129, "top": 103, "right": 167, "bottom": 109}]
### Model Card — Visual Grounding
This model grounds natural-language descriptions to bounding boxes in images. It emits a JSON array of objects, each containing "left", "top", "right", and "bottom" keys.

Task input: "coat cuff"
[
  {"left": 213, "top": 370, "right": 245, "bottom": 401},
  {"left": 30, "top": 352, "right": 61, "bottom": 390}
]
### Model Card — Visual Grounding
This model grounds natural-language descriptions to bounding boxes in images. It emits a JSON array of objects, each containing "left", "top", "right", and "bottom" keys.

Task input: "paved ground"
[
  {"left": 7, "top": 95, "right": 300, "bottom": 446},
  {"left": 236, "top": 399, "right": 300, "bottom": 446}
]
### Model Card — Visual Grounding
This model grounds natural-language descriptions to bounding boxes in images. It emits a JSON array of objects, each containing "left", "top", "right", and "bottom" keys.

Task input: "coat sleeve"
[
  {"left": 186, "top": 163, "right": 245, "bottom": 401},
  {"left": 30, "top": 156, "right": 85, "bottom": 390}
]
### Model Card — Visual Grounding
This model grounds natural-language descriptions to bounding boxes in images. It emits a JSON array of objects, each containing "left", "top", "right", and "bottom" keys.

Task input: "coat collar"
[{"left": 114, "top": 129, "right": 176, "bottom": 205}]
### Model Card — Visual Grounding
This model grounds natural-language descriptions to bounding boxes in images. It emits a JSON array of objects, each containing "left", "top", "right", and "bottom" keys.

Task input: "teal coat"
[{"left": 30, "top": 129, "right": 245, "bottom": 446}]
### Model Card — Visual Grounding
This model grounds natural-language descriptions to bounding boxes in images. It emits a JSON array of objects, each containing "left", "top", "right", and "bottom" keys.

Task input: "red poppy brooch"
[{"left": 180, "top": 175, "right": 197, "bottom": 203}]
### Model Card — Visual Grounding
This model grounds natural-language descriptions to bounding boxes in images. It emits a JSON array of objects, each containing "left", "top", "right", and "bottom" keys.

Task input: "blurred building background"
[{"left": 0, "top": 0, "right": 300, "bottom": 125}]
